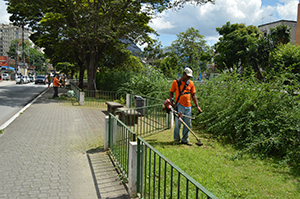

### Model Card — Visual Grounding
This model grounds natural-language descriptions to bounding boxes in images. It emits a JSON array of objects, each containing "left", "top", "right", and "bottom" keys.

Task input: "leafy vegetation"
[
  {"left": 214, "top": 23, "right": 292, "bottom": 80},
  {"left": 117, "top": 65, "right": 171, "bottom": 100},
  {"left": 143, "top": 27, "right": 213, "bottom": 79},
  {"left": 196, "top": 71, "right": 300, "bottom": 170},
  {"left": 6, "top": 0, "right": 214, "bottom": 90},
  {"left": 112, "top": 65, "right": 299, "bottom": 198},
  {"left": 7, "top": 39, "right": 47, "bottom": 73},
  {"left": 269, "top": 43, "right": 300, "bottom": 75}
]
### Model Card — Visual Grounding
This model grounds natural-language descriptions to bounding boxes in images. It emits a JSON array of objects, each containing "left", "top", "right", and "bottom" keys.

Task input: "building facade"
[
  {"left": 0, "top": 23, "right": 31, "bottom": 56},
  {"left": 258, "top": 20, "right": 297, "bottom": 44},
  {"left": 296, "top": 1, "right": 300, "bottom": 45}
]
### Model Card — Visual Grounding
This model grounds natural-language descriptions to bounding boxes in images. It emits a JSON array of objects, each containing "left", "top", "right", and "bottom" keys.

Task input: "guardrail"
[
  {"left": 108, "top": 113, "right": 136, "bottom": 178},
  {"left": 137, "top": 137, "right": 218, "bottom": 199}
]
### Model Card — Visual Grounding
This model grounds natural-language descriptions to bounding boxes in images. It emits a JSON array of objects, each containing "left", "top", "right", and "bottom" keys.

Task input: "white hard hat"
[{"left": 184, "top": 67, "right": 193, "bottom": 77}]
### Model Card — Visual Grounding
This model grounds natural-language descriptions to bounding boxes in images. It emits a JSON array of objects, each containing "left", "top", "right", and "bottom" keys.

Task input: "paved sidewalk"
[{"left": 0, "top": 87, "right": 131, "bottom": 199}]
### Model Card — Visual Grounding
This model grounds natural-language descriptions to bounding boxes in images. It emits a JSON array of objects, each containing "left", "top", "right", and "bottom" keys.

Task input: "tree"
[
  {"left": 170, "top": 27, "right": 212, "bottom": 79},
  {"left": 5, "top": 0, "right": 215, "bottom": 90},
  {"left": 214, "top": 22, "right": 260, "bottom": 73},
  {"left": 7, "top": 39, "right": 46, "bottom": 72},
  {"left": 143, "top": 39, "right": 164, "bottom": 66},
  {"left": 270, "top": 24, "right": 291, "bottom": 46},
  {"left": 159, "top": 52, "right": 181, "bottom": 78},
  {"left": 269, "top": 43, "right": 300, "bottom": 75},
  {"left": 246, "top": 24, "right": 292, "bottom": 79}
]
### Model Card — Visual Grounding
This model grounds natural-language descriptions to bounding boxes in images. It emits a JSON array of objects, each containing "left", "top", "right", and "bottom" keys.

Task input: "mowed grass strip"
[{"left": 144, "top": 128, "right": 300, "bottom": 199}]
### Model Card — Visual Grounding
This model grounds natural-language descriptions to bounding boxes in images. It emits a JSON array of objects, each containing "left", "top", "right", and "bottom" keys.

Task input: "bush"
[
  {"left": 196, "top": 71, "right": 300, "bottom": 169},
  {"left": 269, "top": 43, "right": 300, "bottom": 75},
  {"left": 118, "top": 65, "right": 170, "bottom": 101},
  {"left": 95, "top": 69, "right": 135, "bottom": 91}
]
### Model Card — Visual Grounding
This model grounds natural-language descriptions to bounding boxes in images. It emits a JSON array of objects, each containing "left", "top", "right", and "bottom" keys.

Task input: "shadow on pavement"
[{"left": 86, "top": 147, "right": 131, "bottom": 199}]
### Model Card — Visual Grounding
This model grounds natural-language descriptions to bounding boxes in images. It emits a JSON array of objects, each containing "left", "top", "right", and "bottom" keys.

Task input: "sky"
[{"left": 0, "top": 0, "right": 299, "bottom": 48}]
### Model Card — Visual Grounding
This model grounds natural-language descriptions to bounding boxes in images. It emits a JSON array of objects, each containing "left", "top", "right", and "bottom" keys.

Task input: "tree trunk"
[
  {"left": 78, "top": 64, "right": 85, "bottom": 89},
  {"left": 85, "top": 52, "right": 98, "bottom": 91},
  {"left": 75, "top": 52, "right": 85, "bottom": 89}
]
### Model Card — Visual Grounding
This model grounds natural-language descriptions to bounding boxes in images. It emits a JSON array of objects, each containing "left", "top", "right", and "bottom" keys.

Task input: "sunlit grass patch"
[{"left": 143, "top": 129, "right": 300, "bottom": 198}]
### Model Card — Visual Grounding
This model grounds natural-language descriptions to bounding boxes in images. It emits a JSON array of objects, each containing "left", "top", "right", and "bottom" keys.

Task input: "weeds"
[{"left": 196, "top": 71, "right": 300, "bottom": 170}]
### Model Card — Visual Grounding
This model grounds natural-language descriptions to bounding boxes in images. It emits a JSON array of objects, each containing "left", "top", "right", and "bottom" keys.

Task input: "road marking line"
[{"left": 0, "top": 88, "right": 49, "bottom": 131}]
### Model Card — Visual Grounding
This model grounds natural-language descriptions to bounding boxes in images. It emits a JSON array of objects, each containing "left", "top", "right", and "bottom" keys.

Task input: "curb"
[{"left": 0, "top": 87, "right": 50, "bottom": 131}]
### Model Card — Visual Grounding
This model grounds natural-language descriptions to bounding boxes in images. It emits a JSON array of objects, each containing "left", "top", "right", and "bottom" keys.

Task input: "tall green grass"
[{"left": 196, "top": 71, "right": 300, "bottom": 171}]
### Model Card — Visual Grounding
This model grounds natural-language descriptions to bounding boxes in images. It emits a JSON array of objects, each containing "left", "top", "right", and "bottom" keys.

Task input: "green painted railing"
[
  {"left": 83, "top": 90, "right": 126, "bottom": 107},
  {"left": 104, "top": 91, "right": 218, "bottom": 198},
  {"left": 137, "top": 137, "right": 218, "bottom": 199},
  {"left": 114, "top": 104, "right": 169, "bottom": 137},
  {"left": 69, "top": 80, "right": 82, "bottom": 102},
  {"left": 108, "top": 113, "right": 136, "bottom": 178}
]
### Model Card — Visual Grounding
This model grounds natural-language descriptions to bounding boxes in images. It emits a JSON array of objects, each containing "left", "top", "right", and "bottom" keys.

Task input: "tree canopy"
[
  {"left": 214, "top": 22, "right": 292, "bottom": 80},
  {"left": 170, "top": 27, "right": 212, "bottom": 79},
  {"left": 214, "top": 22, "right": 260, "bottom": 72},
  {"left": 5, "top": 0, "right": 215, "bottom": 90}
]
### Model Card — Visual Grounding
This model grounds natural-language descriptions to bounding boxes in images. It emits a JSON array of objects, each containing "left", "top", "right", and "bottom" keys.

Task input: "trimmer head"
[{"left": 195, "top": 142, "right": 204, "bottom": 146}]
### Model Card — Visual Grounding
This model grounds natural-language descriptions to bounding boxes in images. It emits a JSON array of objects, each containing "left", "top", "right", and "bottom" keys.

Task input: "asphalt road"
[{"left": 0, "top": 80, "right": 48, "bottom": 127}]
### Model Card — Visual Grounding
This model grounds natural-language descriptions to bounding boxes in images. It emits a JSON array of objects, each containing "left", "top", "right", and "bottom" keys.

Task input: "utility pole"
[
  {"left": 15, "top": 41, "right": 18, "bottom": 74},
  {"left": 22, "top": 22, "right": 25, "bottom": 75}
]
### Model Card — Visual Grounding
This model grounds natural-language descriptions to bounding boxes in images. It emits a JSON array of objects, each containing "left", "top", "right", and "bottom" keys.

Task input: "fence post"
[
  {"left": 104, "top": 116, "right": 109, "bottom": 151},
  {"left": 79, "top": 91, "right": 84, "bottom": 105},
  {"left": 126, "top": 93, "right": 131, "bottom": 108},
  {"left": 128, "top": 142, "right": 138, "bottom": 197},
  {"left": 113, "top": 117, "right": 117, "bottom": 145},
  {"left": 137, "top": 139, "right": 145, "bottom": 197}
]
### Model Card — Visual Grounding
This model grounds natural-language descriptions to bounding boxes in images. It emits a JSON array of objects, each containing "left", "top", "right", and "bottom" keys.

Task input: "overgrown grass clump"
[{"left": 196, "top": 71, "right": 300, "bottom": 170}]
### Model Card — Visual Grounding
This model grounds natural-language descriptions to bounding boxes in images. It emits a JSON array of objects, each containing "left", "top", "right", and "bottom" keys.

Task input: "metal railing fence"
[
  {"left": 137, "top": 137, "right": 218, "bottom": 199},
  {"left": 114, "top": 104, "right": 169, "bottom": 137},
  {"left": 69, "top": 80, "right": 82, "bottom": 102},
  {"left": 83, "top": 90, "right": 127, "bottom": 107},
  {"left": 108, "top": 113, "right": 136, "bottom": 179},
  {"left": 128, "top": 94, "right": 165, "bottom": 108}
]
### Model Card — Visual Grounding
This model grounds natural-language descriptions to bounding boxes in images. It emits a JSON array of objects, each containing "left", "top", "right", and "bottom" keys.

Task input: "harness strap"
[{"left": 175, "top": 78, "right": 189, "bottom": 104}]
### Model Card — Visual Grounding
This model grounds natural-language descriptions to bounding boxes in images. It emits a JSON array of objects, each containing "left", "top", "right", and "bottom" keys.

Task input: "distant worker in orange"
[{"left": 52, "top": 74, "right": 60, "bottom": 98}]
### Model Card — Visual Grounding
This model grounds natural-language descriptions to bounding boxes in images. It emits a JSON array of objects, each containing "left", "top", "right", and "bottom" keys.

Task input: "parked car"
[
  {"left": 2, "top": 73, "right": 10, "bottom": 80},
  {"left": 35, "top": 75, "right": 46, "bottom": 84},
  {"left": 23, "top": 75, "right": 30, "bottom": 84},
  {"left": 15, "top": 75, "right": 24, "bottom": 84},
  {"left": 29, "top": 76, "right": 34, "bottom": 82}
]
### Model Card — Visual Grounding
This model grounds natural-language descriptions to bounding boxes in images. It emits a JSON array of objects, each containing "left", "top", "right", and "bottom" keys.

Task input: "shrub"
[
  {"left": 118, "top": 65, "right": 170, "bottom": 101},
  {"left": 196, "top": 71, "right": 300, "bottom": 169},
  {"left": 95, "top": 69, "right": 135, "bottom": 91}
]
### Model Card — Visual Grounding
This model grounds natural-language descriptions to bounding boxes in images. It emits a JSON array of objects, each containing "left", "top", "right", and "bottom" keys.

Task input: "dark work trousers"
[{"left": 53, "top": 86, "right": 59, "bottom": 98}]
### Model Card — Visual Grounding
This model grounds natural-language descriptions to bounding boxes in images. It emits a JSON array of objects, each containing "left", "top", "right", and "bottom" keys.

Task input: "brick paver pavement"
[{"left": 0, "top": 87, "right": 130, "bottom": 199}]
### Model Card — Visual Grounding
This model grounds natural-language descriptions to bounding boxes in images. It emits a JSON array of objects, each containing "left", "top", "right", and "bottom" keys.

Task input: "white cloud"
[
  {"left": 276, "top": 0, "right": 298, "bottom": 20},
  {"left": 149, "top": 0, "right": 298, "bottom": 47},
  {"left": 0, "top": 1, "right": 11, "bottom": 24},
  {"left": 150, "top": 13, "right": 177, "bottom": 31}
]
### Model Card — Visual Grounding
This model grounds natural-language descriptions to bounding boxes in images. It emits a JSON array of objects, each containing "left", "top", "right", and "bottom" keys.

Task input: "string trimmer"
[{"left": 163, "top": 99, "right": 203, "bottom": 146}]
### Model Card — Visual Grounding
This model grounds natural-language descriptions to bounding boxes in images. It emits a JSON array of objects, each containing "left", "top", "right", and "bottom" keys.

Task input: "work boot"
[
  {"left": 174, "top": 140, "right": 181, "bottom": 145},
  {"left": 181, "top": 141, "right": 192, "bottom": 146}
]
